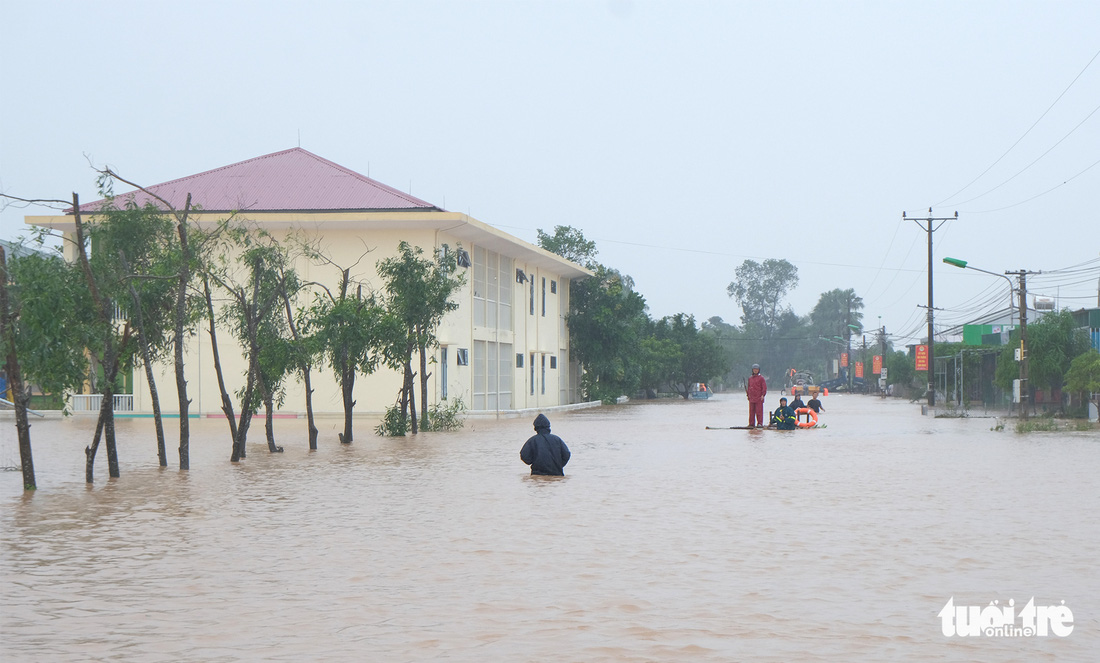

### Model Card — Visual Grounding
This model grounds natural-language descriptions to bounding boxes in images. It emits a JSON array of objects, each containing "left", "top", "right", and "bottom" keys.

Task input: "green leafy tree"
[
  {"left": 376, "top": 242, "right": 465, "bottom": 435},
  {"left": 280, "top": 269, "right": 323, "bottom": 450},
  {"left": 727, "top": 259, "right": 799, "bottom": 373},
  {"left": 566, "top": 265, "right": 649, "bottom": 403},
  {"left": 652, "top": 313, "right": 730, "bottom": 399},
  {"left": 995, "top": 310, "right": 1090, "bottom": 413},
  {"left": 637, "top": 335, "right": 681, "bottom": 397},
  {"left": 93, "top": 165, "right": 203, "bottom": 470},
  {"left": 701, "top": 316, "right": 744, "bottom": 389},
  {"left": 727, "top": 258, "right": 799, "bottom": 337},
  {"left": 308, "top": 262, "right": 396, "bottom": 444},
  {"left": 1065, "top": 350, "right": 1100, "bottom": 417},
  {"left": 69, "top": 193, "right": 140, "bottom": 483},
  {"left": 536, "top": 225, "right": 598, "bottom": 269},
  {"left": 810, "top": 288, "right": 864, "bottom": 338},
  {"left": 208, "top": 228, "right": 294, "bottom": 460},
  {"left": 91, "top": 198, "right": 177, "bottom": 467},
  {"left": 536, "top": 227, "right": 647, "bottom": 403},
  {"left": 1, "top": 239, "right": 94, "bottom": 489}
]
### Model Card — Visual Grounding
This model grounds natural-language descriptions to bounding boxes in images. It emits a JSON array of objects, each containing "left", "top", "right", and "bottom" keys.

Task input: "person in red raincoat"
[{"left": 746, "top": 364, "right": 767, "bottom": 428}]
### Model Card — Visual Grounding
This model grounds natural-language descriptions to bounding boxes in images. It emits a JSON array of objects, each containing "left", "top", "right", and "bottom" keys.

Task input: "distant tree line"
[{"left": 538, "top": 225, "right": 1099, "bottom": 415}]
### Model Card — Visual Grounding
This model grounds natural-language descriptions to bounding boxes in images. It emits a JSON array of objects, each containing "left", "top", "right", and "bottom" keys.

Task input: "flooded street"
[{"left": 2, "top": 395, "right": 1098, "bottom": 662}]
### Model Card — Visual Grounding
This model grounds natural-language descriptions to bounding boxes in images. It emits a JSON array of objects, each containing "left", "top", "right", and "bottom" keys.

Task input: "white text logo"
[{"left": 939, "top": 597, "right": 1073, "bottom": 637}]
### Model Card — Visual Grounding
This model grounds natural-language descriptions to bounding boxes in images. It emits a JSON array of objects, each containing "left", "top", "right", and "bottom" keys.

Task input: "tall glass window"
[
  {"left": 473, "top": 247, "right": 512, "bottom": 331},
  {"left": 472, "top": 341, "right": 513, "bottom": 411}
]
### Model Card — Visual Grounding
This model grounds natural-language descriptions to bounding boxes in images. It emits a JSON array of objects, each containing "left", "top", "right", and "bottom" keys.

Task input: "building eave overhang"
[{"left": 26, "top": 210, "right": 593, "bottom": 280}]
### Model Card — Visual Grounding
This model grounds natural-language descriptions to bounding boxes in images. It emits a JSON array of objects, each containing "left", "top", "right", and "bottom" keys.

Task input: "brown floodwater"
[{"left": 2, "top": 395, "right": 1098, "bottom": 662}]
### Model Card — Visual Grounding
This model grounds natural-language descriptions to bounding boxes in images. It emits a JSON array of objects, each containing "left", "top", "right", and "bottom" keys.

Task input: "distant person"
[
  {"left": 788, "top": 393, "right": 807, "bottom": 423},
  {"left": 807, "top": 394, "right": 824, "bottom": 414},
  {"left": 520, "top": 413, "right": 571, "bottom": 476},
  {"left": 747, "top": 364, "right": 767, "bottom": 428},
  {"left": 771, "top": 397, "right": 797, "bottom": 430}
]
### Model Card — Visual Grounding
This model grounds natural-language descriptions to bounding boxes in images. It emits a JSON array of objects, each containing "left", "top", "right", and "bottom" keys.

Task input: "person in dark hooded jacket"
[{"left": 520, "top": 413, "right": 571, "bottom": 476}]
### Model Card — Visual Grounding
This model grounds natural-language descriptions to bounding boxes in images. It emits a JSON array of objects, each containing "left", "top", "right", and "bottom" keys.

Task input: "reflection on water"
[{"left": 2, "top": 396, "right": 1098, "bottom": 661}]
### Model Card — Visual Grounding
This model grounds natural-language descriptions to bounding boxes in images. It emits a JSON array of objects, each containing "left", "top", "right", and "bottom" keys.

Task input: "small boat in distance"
[{"left": 689, "top": 383, "right": 711, "bottom": 399}]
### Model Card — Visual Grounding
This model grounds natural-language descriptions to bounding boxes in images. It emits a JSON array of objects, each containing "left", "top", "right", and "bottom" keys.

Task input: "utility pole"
[
  {"left": 879, "top": 324, "right": 887, "bottom": 398},
  {"left": 905, "top": 208, "right": 957, "bottom": 408},
  {"left": 1007, "top": 269, "right": 1039, "bottom": 420}
]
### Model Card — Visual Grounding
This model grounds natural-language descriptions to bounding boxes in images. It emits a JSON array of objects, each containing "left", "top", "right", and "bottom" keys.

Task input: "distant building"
[
  {"left": 26, "top": 148, "right": 592, "bottom": 417},
  {"left": 1071, "top": 307, "right": 1100, "bottom": 352}
]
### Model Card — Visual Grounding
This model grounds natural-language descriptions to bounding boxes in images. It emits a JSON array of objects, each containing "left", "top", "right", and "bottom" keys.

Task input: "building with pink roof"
[{"left": 28, "top": 148, "right": 592, "bottom": 421}]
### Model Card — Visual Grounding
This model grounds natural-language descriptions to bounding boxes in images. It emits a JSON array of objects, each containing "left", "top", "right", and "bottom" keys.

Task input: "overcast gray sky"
[{"left": 2, "top": 1, "right": 1098, "bottom": 346}]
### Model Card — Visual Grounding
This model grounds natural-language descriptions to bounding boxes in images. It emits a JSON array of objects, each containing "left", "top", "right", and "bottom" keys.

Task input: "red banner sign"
[
  {"left": 841, "top": 352, "right": 849, "bottom": 368},
  {"left": 872, "top": 355, "right": 882, "bottom": 375},
  {"left": 915, "top": 345, "right": 928, "bottom": 371},
  {"left": 855, "top": 362, "right": 864, "bottom": 378}
]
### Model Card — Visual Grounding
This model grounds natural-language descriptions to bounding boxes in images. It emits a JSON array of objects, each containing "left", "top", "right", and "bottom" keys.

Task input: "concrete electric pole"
[{"left": 904, "top": 208, "right": 957, "bottom": 408}]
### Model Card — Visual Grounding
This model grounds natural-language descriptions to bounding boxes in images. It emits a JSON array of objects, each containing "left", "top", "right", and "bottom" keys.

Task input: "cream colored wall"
[{"left": 110, "top": 212, "right": 574, "bottom": 418}]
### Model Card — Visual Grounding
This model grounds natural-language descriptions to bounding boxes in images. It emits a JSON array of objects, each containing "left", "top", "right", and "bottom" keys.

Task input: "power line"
[
  {"left": 951, "top": 100, "right": 1100, "bottom": 207},
  {"left": 936, "top": 47, "right": 1100, "bottom": 207},
  {"left": 963, "top": 156, "right": 1100, "bottom": 214}
]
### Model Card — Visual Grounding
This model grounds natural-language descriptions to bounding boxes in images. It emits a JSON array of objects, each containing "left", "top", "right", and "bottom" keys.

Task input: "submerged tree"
[
  {"left": 567, "top": 264, "right": 649, "bottom": 403},
  {"left": 1, "top": 239, "right": 93, "bottom": 490},
  {"left": 209, "top": 228, "right": 294, "bottom": 460},
  {"left": 536, "top": 226, "right": 648, "bottom": 403},
  {"left": 376, "top": 242, "right": 465, "bottom": 435},
  {"left": 91, "top": 196, "right": 177, "bottom": 467},
  {"left": 1065, "top": 350, "right": 1100, "bottom": 418},
  {"left": 90, "top": 166, "right": 201, "bottom": 470},
  {"left": 308, "top": 260, "right": 394, "bottom": 444},
  {"left": 651, "top": 313, "right": 730, "bottom": 399}
]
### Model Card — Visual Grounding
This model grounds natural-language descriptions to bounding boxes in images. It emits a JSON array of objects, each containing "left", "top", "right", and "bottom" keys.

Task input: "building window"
[
  {"left": 541, "top": 277, "right": 546, "bottom": 317},
  {"left": 472, "top": 341, "right": 513, "bottom": 411},
  {"left": 530, "top": 353, "right": 536, "bottom": 395},
  {"left": 473, "top": 247, "right": 512, "bottom": 331},
  {"left": 516, "top": 353, "right": 524, "bottom": 368},
  {"left": 529, "top": 276, "right": 535, "bottom": 315},
  {"left": 550, "top": 355, "right": 557, "bottom": 369},
  {"left": 457, "top": 348, "right": 469, "bottom": 366},
  {"left": 550, "top": 280, "right": 557, "bottom": 294},
  {"left": 541, "top": 354, "right": 547, "bottom": 394}
]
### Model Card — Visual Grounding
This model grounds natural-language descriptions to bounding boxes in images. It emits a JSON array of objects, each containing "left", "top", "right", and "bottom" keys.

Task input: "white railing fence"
[{"left": 69, "top": 394, "right": 134, "bottom": 413}]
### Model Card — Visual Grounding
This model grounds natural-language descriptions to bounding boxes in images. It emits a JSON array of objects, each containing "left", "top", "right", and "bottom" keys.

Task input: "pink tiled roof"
[{"left": 79, "top": 148, "right": 440, "bottom": 213}]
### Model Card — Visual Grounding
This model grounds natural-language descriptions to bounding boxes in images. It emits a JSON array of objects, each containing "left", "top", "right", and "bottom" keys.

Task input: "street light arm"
[{"left": 942, "top": 257, "right": 1015, "bottom": 290}]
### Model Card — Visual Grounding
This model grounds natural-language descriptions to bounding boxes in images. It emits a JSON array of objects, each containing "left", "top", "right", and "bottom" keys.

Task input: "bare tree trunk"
[
  {"left": 203, "top": 274, "right": 238, "bottom": 445},
  {"left": 231, "top": 274, "right": 264, "bottom": 462},
  {"left": 409, "top": 368, "right": 418, "bottom": 435},
  {"left": 261, "top": 381, "right": 282, "bottom": 453},
  {"left": 118, "top": 250, "right": 167, "bottom": 467},
  {"left": 86, "top": 334, "right": 127, "bottom": 483},
  {"left": 338, "top": 360, "right": 355, "bottom": 444},
  {"left": 99, "top": 325, "right": 130, "bottom": 481},
  {"left": 402, "top": 359, "right": 418, "bottom": 435},
  {"left": 71, "top": 193, "right": 128, "bottom": 483},
  {"left": 282, "top": 292, "right": 317, "bottom": 449},
  {"left": 0, "top": 246, "right": 35, "bottom": 490},
  {"left": 418, "top": 334, "right": 430, "bottom": 430},
  {"left": 233, "top": 342, "right": 260, "bottom": 462},
  {"left": 174, "top": 194, "right": 193, "bottom": 470},
  {"left": 85, "top": 412, "right": 106, "bottom": 484}
]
